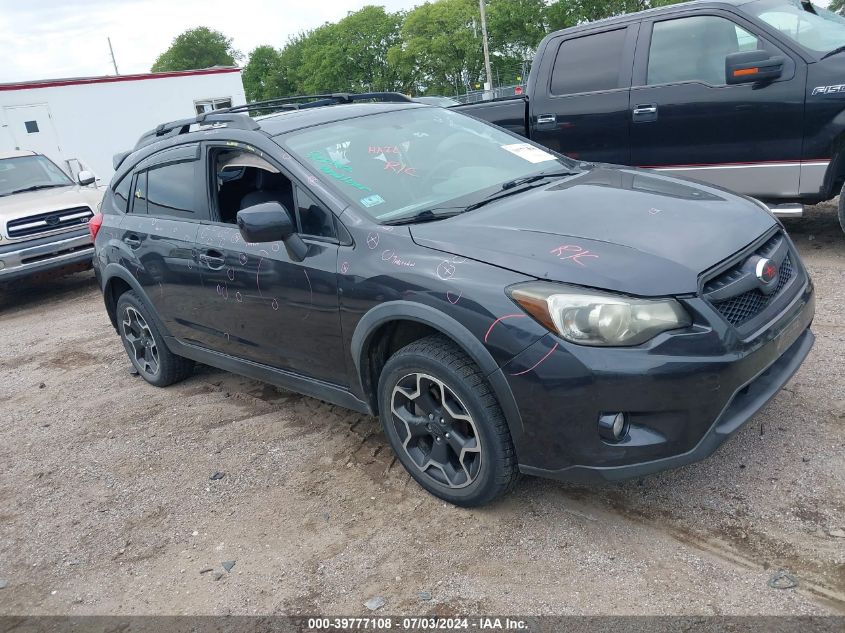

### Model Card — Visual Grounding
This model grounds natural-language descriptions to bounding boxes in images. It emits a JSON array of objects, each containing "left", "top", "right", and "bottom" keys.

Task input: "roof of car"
[
  {"left": 256, "top": 102, "right": 426, "bottom": 137},
  {"left": 0, "top": 150, "right": 37, "bottom": 160},
  {"left": 550, "top": 0, "right": 755, "bottom": 33}
]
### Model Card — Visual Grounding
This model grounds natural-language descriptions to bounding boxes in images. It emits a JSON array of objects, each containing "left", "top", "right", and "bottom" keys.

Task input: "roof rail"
[
  {"left": 131, "top": 111, "right": 260, "bottom": 152},
  {"left": 220, "top": 92, "right": 414, "bottom": 114},
  {"left": 120, "top": 92, "right": 414, "bottom": 170}
]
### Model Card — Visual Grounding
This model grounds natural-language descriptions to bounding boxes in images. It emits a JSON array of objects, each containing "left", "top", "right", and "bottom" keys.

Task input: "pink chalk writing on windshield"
[
  {"left": 550, "top": 244, "right": 599, "bottom": 266},
  {"left": 383, "top": 161, "right": 417, "bottom": 177},
  {"left": 369, "top": 146, "right": 400, "bottom": 154}
]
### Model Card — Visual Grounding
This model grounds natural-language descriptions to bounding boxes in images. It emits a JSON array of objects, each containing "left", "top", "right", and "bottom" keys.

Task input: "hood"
[
  {"left": 410, "top": 166, "right": 776, "bottom": 296},
  {"left": 0, "top": 184, "right": 104, "bottom": 239}
]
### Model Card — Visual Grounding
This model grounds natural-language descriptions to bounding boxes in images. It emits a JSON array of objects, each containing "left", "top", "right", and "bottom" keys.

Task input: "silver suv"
[{"left": 0, "top": 150, "right": 103, "bottom": 284}]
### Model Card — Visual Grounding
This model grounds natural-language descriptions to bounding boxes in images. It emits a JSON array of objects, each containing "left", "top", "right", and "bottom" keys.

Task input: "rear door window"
[
  {"left": 146, "top": 161, "right": 199, "bottom": 219},
  {"left": 550, "top": 29, "right": 628, "bottom": 95}
]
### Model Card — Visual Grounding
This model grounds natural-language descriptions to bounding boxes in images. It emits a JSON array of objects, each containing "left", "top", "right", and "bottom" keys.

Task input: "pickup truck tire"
[
  {"left": 839, "top": 182, "right": 845, "bottom": 234},
  {"left": 377, "top": 334, "right": 519, "bottom": 506},
  {"left": 116, "top": 291, "right": 194, "bottom": 387}
]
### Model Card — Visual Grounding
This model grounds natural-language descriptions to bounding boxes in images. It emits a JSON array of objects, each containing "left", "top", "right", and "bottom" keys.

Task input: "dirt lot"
[{"left": 0, "top": 203, "right": 843, "bottom": 616}]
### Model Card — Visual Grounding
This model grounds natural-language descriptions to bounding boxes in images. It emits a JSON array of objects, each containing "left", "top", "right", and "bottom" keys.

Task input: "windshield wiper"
[
  {"left": 382, "top": 209, "right": 463, "bottom": 226},
  {"left": 501, "top": 169, "right": 578, "bottom": 190},
  {"left": 821, "top": 44, "right": 845, "bottom": 60},
  {"left": 465, "top": 170, "right": 579, "bottom": 212},
  {"left": 6, "top": 183, "right": 68, "bottom": 196}
]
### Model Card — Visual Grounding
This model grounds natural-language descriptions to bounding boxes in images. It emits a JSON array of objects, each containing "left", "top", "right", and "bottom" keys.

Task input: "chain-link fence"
[{"left": 452, "top": 83, "right": 526, "bottom": 104}]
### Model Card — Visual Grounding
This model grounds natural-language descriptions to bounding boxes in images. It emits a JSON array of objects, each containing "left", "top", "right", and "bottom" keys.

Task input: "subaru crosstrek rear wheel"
[
  {"left": 378, "top": 335, "right": 519, "bottom": 506},
  {"left": 116, "top": 291, "right": 194, "bottom": 387}
]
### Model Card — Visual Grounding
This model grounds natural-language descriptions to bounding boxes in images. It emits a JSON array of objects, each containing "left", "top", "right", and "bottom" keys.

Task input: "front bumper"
[
  {"left": 0, "top": 228, "right": 93, "bottom": 282},
  {"left": 502, "top": 278, "right": 815, "bottom": 482}
]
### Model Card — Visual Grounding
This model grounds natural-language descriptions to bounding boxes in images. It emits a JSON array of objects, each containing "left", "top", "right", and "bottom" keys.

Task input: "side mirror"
[
  {"left": 236, "top": 201, "right": 308, "bottom": 261},
  {"left": 726, "top": 50, "right": 783, "bottom": 85},
  {"left": 77, "top": 170, "right": 96, "bottom": 186}
]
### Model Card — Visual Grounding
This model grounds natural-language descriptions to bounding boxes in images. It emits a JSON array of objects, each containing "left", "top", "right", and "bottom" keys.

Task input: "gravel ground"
[{"left": 0, "top": 202, "right": 843, "bottom": 616}]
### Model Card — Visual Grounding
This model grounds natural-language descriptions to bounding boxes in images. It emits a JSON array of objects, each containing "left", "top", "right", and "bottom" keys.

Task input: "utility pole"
[
  {"left": 478, "top": 0, "right": 493, "bottom": 94},
  {"left": 108, "top": 37, "right": 119, "bottom": 75}
]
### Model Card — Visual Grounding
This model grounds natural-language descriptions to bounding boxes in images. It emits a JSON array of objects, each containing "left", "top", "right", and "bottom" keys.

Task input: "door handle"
[
  {"left": 632, "top": 104, "right": 658, "bottom": 122},
  {"left": 535, "top": 114, "right": 557, "bottom": 128},
  {"left": 199, "top": 249, "right": 225, "bottom": 270},
  {"left": 123, "top": 234, "right": 141, "bottom": 248}
]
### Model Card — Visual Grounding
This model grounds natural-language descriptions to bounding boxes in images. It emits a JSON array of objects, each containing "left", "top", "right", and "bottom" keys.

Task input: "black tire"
[
  {"left": 377, "top": 335, "right": 518, "bottom": 506},
  {"left": 839, "top": 182, "right": 845, "bottom": 235},
  {"left": 116, "top": 290, "right": 194, "bottom": 387}
]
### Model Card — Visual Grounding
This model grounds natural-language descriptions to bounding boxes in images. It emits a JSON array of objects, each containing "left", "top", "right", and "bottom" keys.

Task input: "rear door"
[
  {"left": 119, "top": 144, "right": 206, "bottom": 342},
  {"left": 629, "top": 10, "right": 806, "bottom": 197},
  {"left": 529, "top": 24, "right": 638, "bottom": 163}
]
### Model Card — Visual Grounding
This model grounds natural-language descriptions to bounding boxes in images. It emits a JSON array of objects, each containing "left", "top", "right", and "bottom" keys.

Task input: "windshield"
[
  {"left": 744, "top": 0, "right": 845, "bottom": 55},
  {"left": 282, "top": 107, "right": 576, "bottom": 222},
  {"left": 0, "top": 154, "right": 72, "bottom": 197}
]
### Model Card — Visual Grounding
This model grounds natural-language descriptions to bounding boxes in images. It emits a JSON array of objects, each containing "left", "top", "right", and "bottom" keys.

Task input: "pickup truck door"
[
  {"left": 528, "top": 24, "right": 638, "bottom": 164},
  {"left": 628, "top": 10, "right": 806, "bottom": 198}
]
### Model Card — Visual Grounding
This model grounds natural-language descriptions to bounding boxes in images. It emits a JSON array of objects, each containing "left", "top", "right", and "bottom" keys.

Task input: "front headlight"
[{"left": 507, "top": 282, "right": 691, "bottom": 346}]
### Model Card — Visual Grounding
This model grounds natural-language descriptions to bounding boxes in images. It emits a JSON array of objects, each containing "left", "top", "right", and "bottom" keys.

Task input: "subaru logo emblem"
[{"left": 755, "top": 257, "right": 778, "bottom": 286}]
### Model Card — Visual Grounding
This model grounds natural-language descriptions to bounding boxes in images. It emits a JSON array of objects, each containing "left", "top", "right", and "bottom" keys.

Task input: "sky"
[
  {"left": 0, "top": 0, "right": 423, "bottom": 83},
  {"left": 2, "top": 0, "right": 836, "bottom": 84}
]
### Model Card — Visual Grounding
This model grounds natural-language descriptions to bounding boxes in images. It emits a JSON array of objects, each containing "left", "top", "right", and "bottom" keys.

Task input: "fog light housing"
[{"left": 598, "top": 412, "right": 628, "bottom": 442}]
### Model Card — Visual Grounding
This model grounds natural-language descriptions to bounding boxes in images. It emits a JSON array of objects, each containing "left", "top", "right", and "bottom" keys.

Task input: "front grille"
[
  {"left": 702, "top": 231, "right": 799, "bottom": 328},
  {"left": 6, "top": 206, "right": 93, "bottom": 239},
  {"left": 710, "top": 254, "right": 793, "bottom": 326}
]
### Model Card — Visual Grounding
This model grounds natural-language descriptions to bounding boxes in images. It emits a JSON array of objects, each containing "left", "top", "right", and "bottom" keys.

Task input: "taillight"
[{"left": 88, "top": 212, "right": 104, "bottom": 240}]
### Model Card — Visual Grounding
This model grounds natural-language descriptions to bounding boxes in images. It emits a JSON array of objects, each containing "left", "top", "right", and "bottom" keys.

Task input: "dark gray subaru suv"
[{"left": 90, "top": 94, "right": 815, "bottom": 506}]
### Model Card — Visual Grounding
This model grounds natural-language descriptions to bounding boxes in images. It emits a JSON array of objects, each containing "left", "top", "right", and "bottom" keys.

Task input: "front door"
[
  {"left": 629, "top": 10, "right": 806, "bottom": 198},
  {"left": 193, "top": 143, "right": 347, "bottom": 385},
  {"left": 529, "top": 24, "right": 638, "bottom": 164}
]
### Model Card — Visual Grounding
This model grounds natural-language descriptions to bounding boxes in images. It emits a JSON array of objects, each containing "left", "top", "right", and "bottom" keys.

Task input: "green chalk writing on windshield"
[{"left": 307, "top": 150, "right": 370, "bottom": 191}]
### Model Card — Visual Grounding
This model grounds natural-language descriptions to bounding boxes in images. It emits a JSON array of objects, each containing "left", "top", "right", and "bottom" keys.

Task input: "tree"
[
  {"left": 296, "top": 7, "right": 406, "bottom": 94},
  {"left": 151, "top": 27, "right": 242, "bottom": 73},
  {"left": 831, "top": 0, "right": 845, "bottom": 14},
  {"left": 393, "top": 0, "right": 486, "bottom": 95},
  {"left": 242, "top": 45, "right": 283, "bottom": 102}
]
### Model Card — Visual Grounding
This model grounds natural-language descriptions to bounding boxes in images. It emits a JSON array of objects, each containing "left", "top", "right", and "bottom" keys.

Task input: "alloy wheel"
[
  {"left": 390, "top": 373, "right": 482, "bottom": 488},
  {"left": 122, "top": 306, "right": 160, "bottom": 376}
]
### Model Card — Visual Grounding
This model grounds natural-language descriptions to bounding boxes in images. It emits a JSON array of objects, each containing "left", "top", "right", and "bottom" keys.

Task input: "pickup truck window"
[
  {"left": 550, "top": 29, "right": 627, "bottom": 95},
  {"left": 283, "top": 107, "right": 574, "bottom": 222},
  {"left": 744, "top": 0, "right": 845, "bottom": 55},
  {"left": 0, "top": 154, "right": 73, "bottom": 197},
  {"left": 647, "top": 16, "right": 758, "bottom": 86}
]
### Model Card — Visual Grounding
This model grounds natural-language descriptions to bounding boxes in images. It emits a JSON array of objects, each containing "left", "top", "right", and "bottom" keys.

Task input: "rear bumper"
[
  {"left": 0, "top": 229, "right": 93, "bottom": 282},
  {"left": 504, "top": 278, "right": 815, "bottom": 482}
]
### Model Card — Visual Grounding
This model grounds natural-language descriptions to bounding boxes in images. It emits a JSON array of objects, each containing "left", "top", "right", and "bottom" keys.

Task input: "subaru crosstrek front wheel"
[{"left": 378, "top": 335, "right": 519, "bottom": 506}]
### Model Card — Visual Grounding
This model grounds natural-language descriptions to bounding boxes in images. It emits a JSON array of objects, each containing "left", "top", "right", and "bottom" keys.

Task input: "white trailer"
[{"left": 0, "top": 67, "right": 246, "bottom": 184}]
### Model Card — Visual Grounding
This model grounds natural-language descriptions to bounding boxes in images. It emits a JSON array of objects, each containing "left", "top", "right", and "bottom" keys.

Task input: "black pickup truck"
[{"left": 457, "top": 0, "right": 845, "bottom": 233}]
